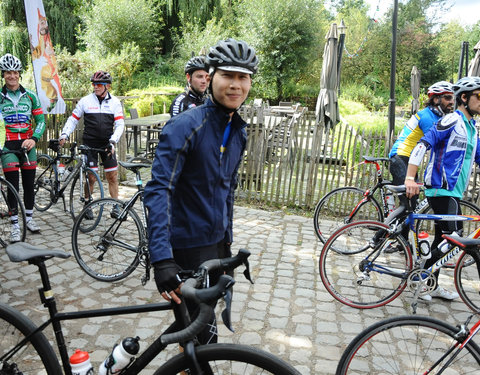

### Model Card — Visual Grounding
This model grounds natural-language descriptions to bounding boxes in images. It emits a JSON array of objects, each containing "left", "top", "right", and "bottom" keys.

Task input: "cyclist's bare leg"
[
  {"left": 106, "top": 170, "right": 118, "bottom": 199},
  {"left": 86, "top": 173, "right": 96, "bottom": 199}
]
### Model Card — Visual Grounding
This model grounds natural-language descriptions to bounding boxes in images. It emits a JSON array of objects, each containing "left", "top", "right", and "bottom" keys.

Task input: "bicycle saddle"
[
  {"left": 6, "top": 242, "right": 70, "bottom": 263},
  {"left": 363, "top": 155, "right": 389, "bottom": 162}
]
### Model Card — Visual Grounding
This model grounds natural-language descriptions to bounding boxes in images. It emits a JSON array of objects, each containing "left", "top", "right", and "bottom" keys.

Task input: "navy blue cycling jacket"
[{"left": 144, "top": 98, "right": 247, "bottom": 264}]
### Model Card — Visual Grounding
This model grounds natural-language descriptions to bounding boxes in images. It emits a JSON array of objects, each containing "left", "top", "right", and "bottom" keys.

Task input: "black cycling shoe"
[
  {"left": 110, "top": 204, "right": 121, "bottom": 219},
  {"left": 84, "top": 208, "right": 94, "bottom": 220}
]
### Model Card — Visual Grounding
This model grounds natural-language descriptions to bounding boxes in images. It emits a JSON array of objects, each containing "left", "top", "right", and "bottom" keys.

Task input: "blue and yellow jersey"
[{"left": 389, "top": 107, "right": 441, "bottom": 158}]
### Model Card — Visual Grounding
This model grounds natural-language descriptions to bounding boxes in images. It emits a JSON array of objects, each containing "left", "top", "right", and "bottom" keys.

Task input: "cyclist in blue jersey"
[
  {"left": 405, "top": 76, "right": 480, "bottom": 301},
  {"left": 145, "top": 38, "right": 258, "bottom": 344},
  {"left": 169, "top": 56, "right": 209, "bottom": 117}
]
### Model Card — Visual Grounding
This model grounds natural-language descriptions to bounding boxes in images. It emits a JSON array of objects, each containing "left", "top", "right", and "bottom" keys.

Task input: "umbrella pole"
[{"left": 387, "top": 0, "right": 399, "bottom": 155}]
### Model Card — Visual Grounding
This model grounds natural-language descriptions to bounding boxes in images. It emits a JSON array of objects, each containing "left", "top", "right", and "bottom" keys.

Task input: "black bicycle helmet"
[
  {"left": 185, "top": 56, "right": 207, "bottom": 75},
  {"left": 452, "top": 76, "right": 480, "bottom": 96},
  {"left": 206, "top": 38, "right": 258, "bottom": 75},
  {"left": 0, "top": 53, "right": 22, "bottom": 72},
  {"left": 90, "top": 70, "right": 112, "bottom": 84}
]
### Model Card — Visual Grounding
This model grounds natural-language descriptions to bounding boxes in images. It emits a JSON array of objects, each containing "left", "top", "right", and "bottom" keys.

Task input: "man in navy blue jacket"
[{"left": 144, "top": 38, "right": 258, "bottom": 344}]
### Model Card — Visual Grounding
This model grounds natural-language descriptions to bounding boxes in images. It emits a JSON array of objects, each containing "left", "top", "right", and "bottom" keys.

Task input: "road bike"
[
  {"left": 313, "top": 155, "right": 480, "bottom": 268},
  {"left": 0, "top": 148, "right": 27, "bottom": 246},
  {"left": 319, "top": 187, "right": 480, "bottom": 313},
  {"left": 34, "top": 139, "right": 105, "bottom": 225},
  {"left": 335, "top": 234, "right": 480, "bottom": 374},
  {"left": 71, "top": 157, "right": 151, "bottom": 283},
  {"left": 0, "top": 242, "right": 300, "bottom": 374}
]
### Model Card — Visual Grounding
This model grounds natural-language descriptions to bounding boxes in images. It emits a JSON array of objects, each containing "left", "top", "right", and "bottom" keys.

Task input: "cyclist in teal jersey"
[
  {"left": 405, "top": 76, "right": 480, "bottom": 301},
  {"left": 0, "top": 54, "right": 46, "bottom": 242}
]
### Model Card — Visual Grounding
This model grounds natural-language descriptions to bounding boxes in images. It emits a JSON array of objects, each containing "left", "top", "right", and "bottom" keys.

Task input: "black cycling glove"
[{"left": 153, "top": 258, "right": 182, "bottom": 294}]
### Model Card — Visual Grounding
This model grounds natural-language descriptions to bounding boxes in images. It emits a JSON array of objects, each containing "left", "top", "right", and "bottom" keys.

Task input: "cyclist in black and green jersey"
[{"left": 0, "top": 53, "right": 46, "bottom": 242}]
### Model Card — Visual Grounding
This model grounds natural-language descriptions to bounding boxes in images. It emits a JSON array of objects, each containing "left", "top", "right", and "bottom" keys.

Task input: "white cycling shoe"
[
  {"left": 10, "top": 225, "right": 21, "bottom": 243},
  {"left": 26, "top": 219, "right": 41, "bottom": 233},
  {"left": 420, "top": 286, "right": 459, "bottom": 301}
]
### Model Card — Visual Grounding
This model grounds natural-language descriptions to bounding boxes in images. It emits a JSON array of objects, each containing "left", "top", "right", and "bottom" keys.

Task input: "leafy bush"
[
  {"left": 124, "top": 87, "right": 183, "bottom": 116},
  {"left": 341, "top": 84, "right": 386, "bottom": 111}
]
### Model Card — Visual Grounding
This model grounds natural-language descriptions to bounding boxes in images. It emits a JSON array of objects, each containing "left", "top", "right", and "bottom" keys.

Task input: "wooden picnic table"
[{"left": 124, "top": 114, "right": 170, "bottom": 156}]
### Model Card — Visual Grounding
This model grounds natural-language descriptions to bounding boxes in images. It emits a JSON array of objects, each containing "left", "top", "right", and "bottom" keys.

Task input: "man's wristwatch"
[{"left": 405, "top": 176, "right": 415, "bottom": 181}]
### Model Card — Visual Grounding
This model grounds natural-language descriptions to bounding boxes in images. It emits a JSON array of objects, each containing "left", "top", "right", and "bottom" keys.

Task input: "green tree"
[
  {"left": 43, "top": 0, "right": 82, "bottom": 53},
  {"left": 79, "top": 0, "right": 162, "bottom": 57},
  {"left": 0, "top": 0, "right": 28, "bottom": 66},
  {"left": 237, "top": 0, "right": 327, "bottom": 100}
]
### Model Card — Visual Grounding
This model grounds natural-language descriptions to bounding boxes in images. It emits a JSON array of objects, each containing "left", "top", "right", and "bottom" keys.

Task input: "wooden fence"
[{"left": 236, "top": 104, "right": 480, "bottom": 210}]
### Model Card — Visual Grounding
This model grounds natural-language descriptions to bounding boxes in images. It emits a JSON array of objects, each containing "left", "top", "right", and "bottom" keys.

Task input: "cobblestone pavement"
[{"left": 0, "top": 185, "right": 475, "bottom": 374}]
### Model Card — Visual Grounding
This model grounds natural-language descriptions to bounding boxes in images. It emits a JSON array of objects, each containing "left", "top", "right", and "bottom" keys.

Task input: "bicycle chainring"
[{"left": 407, "top": 268, "right": 436, "bottom": 295}]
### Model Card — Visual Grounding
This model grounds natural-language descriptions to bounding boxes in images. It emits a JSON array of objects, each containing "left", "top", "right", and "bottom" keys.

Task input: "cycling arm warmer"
[{"left": 409, "top": 141, "right": 428, "bottom": 166}]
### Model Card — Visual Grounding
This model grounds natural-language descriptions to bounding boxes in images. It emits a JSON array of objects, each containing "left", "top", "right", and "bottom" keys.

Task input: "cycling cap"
[
  {"left": 90, "top": 70, "right": 112, "bottom": 84},
  {"left": 452, "top": 76, "right": 480, "bottom": 96},
  {"left": 0, "top": 54, "right": 22, "bottom": 72},
  {"left": 427, "top": 81, "right": 453, "bottom": 97},
  {"left": 185, "top": 56, "right": 207, "bottom": 74},
  {"left": 206, "top": 38, "right": 258, "bottom": 75}
]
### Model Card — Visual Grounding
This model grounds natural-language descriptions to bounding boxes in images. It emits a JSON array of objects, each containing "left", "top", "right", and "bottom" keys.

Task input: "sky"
[{"left": 363, "top": 0, "right": 480, "bottom": 27}]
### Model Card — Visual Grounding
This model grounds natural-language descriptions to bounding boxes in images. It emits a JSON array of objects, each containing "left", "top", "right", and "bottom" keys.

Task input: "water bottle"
[
  {"left": 385, "top": 191, "right": 395, "bottom": 214},
  {"left": 63, "top": 166, "right": 73, "bottom": 181},
  {"left": 70, "top": 349, "right": 94, "bottom": 375},
  {"left": 57, "top": 161, "right": 65, "bottom": 179},
  {"left": 438, "top": 231, "right": 461, "bottom": 253},
  {"left": 417, "top": 231, "right": 431, "bottom": 259},
  {"left": 98, "top": 336, "right": 140, "bottom": 375}
]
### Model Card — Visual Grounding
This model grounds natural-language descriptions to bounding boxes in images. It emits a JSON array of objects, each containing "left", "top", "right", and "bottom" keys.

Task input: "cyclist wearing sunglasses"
[{"left": 404, "top": 76, "right": 480, "bottom": 301}]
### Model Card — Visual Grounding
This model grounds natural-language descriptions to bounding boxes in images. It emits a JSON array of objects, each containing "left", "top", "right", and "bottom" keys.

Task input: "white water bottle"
[
  {"left": 417, "top": 231, "right": 431, "bottom": 259},
  {"left": 57, "top": 161, "right": 65, "bottom": 179},
  {"left": 70, "top": 349, "right": 94, "bottom": 375},
  {"left": 99, "top": 336, "right": 140, "bottom": 375}
]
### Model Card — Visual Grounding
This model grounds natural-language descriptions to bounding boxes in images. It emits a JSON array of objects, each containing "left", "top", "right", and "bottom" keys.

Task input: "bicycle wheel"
[
  {"left": 156, "top": 343, "right": 300, "bottom": 374},
  {"left": 0, "top": 177, "right": 26, "bottom": 246},
  {"left": 0, "top": 302, "right": 62, "bottom": 374},
  {"left": 72, "top": 198, "right": 144, "bottom": 282},
  {"left": 69, "top": 167, "right": 104, "bottom": 223},
  {"left": 33, "top": 154, "right": 55, "bottom": 211},
  {"left": 455, "top": 251, "right": 480, "bottom": 312},
  {"left": 336, "top": 315, "right": 480, "bottom": 374},
  {"left": 416, "top": 199, "right": 480, "bottom": 269},
  {"left": 314, "top": 187, "right": 383, "bottom": 244},
  {"left": 319, "top": 221, "right": 413, "bottom": 308}
]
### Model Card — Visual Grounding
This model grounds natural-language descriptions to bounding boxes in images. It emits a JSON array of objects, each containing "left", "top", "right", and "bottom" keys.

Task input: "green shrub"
[{"left": 124, "top": 87, "right": 183, "bottom": 116}]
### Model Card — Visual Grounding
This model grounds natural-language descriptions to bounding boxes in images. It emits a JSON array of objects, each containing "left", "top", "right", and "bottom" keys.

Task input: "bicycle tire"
[
  {"left": 319, "top": 220, "right": 413, "bottom": 308},
  {"left": 455, "top": 251, "right": 480, "bottom": 313},
  {"left": 155, "top": 343, "right": 301, "bottom": 375},
  {"left": 33, "top": 154, "right": 55, "bottom": 212},
  {"left": 0, "top": 177, "right": 26, "bottom": 246},
  {"left": 0, "top": 302, "right": 62, "bottom": 374},
  {"left": 336, "top": 315, "right": 480, "bottom": 374},
  {"left": 72, "top": 198, "right": 143, "bottom": 282},
  {"left": 416, "top": 199, "right": 480, "bottom": 269},
  {"left": 69, "top": 166, "right": 104, "bottom": 223},
  {"left": 314, "top": 187, "right": 383, "bottom": 244}
]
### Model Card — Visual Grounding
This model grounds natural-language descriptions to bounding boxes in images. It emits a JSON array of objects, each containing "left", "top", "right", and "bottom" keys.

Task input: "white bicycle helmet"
[
  {"left": 452, "top": 76, "right": 480, "bottom": 96},
  {"left": 427, "top": 81, "right": 453, "bottom": 97},
  {"left": 0, "top": 53, "right": 22, "bottom": 72}
]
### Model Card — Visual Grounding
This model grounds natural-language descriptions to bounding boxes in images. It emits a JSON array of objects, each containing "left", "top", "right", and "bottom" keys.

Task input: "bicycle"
[
  {"left": 71, "top": 157, "right": 151, "bottom": 283},
  {"left": 318, "top": 186, "right": 480, "bottom": 313},
  {"left": 335, "top": 234, "right": 480, "bottom": 374},
  {"left": 33, "top": 139, "right": 105, "bottom": 226},
  {"left": 0, "top": 148, "right": 28, "bottom": 246},
  {"left": 0, "top": 242, "right": 300, "bottom": 374},
  {"left": 313, "top": 155, "right": 480, "bottom": 267}
]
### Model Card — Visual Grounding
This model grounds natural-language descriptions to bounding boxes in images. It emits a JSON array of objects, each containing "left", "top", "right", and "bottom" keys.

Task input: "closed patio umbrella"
[
  {"left": 468, "top": 40, "right": 480, "bottom": 76},
  {"left": 410, "top": 66, "right": 421, "bottom": 115},
  {"left": 316, "top": 23, "right": 340, "bottom": 130}
]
